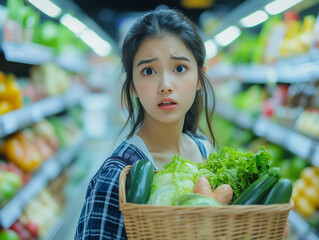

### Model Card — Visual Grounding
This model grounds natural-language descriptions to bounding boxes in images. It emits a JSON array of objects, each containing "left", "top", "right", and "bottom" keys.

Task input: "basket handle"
[{"left": 118, "top": 165, "right": 131, "bottom": 207}]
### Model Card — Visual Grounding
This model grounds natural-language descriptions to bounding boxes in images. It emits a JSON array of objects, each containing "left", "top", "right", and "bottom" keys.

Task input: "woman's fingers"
[{"left": 283, "top": 219, "right": 290, "bottom": 239}]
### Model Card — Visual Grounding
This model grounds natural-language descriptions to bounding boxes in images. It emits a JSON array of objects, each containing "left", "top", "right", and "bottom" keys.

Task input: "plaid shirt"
[{"left": 74, "top": 133, "right": 210, "bottom": 240}]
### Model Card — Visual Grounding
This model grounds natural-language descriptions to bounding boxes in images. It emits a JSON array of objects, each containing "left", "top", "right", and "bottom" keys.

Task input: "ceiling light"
[
  {"left": 60, "top": 13, "right": 87, "bottom": 35},
  {"left": 265, "top": 0, "right": 304, "bottom": 15},
  {"left": 205, "top": 39, "right": 218, "bottom": 59},
  {"left": 240, "top": 10, "right": 269, "bottom": 28},
  {"left": 28, "top": 0, "right": 61, "bottom": 18},
  {"left": 80, "top": 29, "right": 112, "bottom": 57},
  {"left": 214, "top": 26, "right": 241, "bottom": 47}
]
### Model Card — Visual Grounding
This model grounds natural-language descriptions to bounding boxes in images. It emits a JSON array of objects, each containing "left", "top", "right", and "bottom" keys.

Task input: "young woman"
[{"left": 74, "top": 8, "right": 216, "bottom": 240}]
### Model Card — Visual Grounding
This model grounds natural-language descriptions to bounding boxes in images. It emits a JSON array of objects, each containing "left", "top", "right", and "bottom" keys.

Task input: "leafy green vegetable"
[
  {"left": 198, "top": 146, "right": 272, "bottom": 201},
  {"left": 148, "top": 155, "right": 199, "bottom": 205}
]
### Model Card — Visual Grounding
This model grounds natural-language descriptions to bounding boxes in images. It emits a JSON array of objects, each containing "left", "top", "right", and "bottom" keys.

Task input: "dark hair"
[{"left": 120, "top": 8, "right": 216, "bottom": 146}]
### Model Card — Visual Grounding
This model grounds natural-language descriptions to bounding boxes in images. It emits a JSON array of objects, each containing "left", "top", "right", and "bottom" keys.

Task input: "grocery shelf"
[
  {"left": 289, "top": 210, "right": 319, "bottom": 240},
  {"left": 43, "top": 175, "right": 88, "bottom": 240},
  {"left": 215, "top": 101, "right": 319, "bottom": 166},
  {"left": 209, "top": 50, "right": 319, "bottom": 84},
  {"left": 0, "top": 136, "right": 86, "bottom": 229},
  {"left": 2, "top": 41, "right": 55, "bottom": 65},
  {"left": 1, "top": 41, "right": 88, "bottom": 73},
  {"left": 0, "top": 85, "right": 88, "bottom": 138}
]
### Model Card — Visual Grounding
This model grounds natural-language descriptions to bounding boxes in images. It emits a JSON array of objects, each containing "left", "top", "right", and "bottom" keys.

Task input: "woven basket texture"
[{"left": 119, "top": 165, "right": 294, "bottom": 240}]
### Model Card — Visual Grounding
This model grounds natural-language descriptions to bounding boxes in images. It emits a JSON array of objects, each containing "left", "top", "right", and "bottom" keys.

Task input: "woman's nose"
[{"left": 159, "top": 73, "right": 173, "bottom": 93}]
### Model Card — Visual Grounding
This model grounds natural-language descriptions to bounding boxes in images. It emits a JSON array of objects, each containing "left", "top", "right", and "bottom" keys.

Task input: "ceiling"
[{"left": 71, "top": 0, "right": 246, "bottom": 43}]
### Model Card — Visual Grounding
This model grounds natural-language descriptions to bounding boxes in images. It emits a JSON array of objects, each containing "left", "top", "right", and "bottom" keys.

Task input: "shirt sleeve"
[{"left": 74, "top": 164, "right": 127, "bottom": 240}]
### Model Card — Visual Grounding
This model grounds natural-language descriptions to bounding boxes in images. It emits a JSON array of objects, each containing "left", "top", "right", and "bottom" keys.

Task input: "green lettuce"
[
  {"left": 148, "top": 155, "right": 199, "bottom": 205},
  {"left": 198, "top": 146, "right": 272, "bottom": 201}
]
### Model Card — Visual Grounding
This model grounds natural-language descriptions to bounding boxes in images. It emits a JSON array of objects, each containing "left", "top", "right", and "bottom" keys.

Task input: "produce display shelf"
[
  {"left": 42, "top": 175, "right": 89, "bottom": 240},
  {"left": 0, "top": 136, "right": 86, "bottom": 229},
  {"left": 289, "top": 210, "right": 319, "bottom": 240},
  {"left": 215, "top": 101, "right": 319, "bottom": 166},
  {"left": 1, "top": 41, "right": 88, "bottom": 73},
  {"left": 0, "top": 85, "right": 88, "bottom": 138},
  {"left": 209, "top": 50, "right": 319, "bottom": 84}
]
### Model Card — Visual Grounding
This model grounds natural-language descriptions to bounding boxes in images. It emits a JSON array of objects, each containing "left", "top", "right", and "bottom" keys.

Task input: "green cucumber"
[
  {"left": 233, "top": 167, "right": 281, "bottom": 205},
  {"left": 126, "top": 159, "right": 154, "bottom": 204},
  {"left": 262, "top": 178, "right": 293, "bottom": 204}
]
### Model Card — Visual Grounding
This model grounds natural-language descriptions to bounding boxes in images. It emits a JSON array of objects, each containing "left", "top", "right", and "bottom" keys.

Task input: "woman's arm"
[{"left": 74, "top": 164, "right": 127, "bottom": 240}]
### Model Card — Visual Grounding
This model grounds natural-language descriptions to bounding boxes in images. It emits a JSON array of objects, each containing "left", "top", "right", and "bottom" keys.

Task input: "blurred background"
[{"left": 0, "top": 0, "right": 319, "bottom": 239}]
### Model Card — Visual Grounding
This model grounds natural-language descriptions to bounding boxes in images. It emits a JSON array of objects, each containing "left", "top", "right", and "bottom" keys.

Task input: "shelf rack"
[{"left": 0, "top": 136, "right": 86, "bottom": 229}]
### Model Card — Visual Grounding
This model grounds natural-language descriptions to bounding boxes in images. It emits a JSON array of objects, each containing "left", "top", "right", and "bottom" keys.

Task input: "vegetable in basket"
[
  {"left": 233, "top": 167, "right": 281, "bottom": 205},
  {"left": 176, "top": 193, "right": 222, "bottom": 206},
  {"left": 126, "top": 159, "right": 154, "bottom": 204},
  {"left": 193, "top": 176, "right": 233, "bottom": 205},
  {"left": 261, "top": 178, "right": 293, "bottom": 204},
  {"left": 198, "top": 146, "right": 273, "bottom": 202},
  {"left": 148, "top": 155, "right": 199, "bottom": 206}
]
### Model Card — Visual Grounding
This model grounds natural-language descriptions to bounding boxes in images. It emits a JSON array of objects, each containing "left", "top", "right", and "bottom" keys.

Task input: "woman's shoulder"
[
  {"left": 186, "top": 131, "right": 214, "bottom": 158},
  {"left": 91, "top": 137, "right": 150, "bottom": 178}
]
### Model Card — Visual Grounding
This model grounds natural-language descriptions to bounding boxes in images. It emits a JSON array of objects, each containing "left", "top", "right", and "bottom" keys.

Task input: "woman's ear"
[
  {"left": 197, "top": 80, "right": 202, "bottom": 91},
  {"left": 130, "top": 83, "right": 138, "bottom": 97},
  {"left": 197, "top": 66, "right": 206, "bottom": 91}
]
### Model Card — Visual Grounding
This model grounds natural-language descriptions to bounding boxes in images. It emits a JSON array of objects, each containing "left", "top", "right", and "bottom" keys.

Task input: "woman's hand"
[{"left": 283, "top": 219, "right": 290, "bottom": 239}]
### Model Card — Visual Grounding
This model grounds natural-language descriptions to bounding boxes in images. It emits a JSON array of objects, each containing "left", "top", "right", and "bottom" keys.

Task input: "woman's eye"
[
  {"left": 174, "top": 65, "right": 187, "bottom": 73},
  {"left": 142, "top": 68, "right": 155, "bottom": 76}
]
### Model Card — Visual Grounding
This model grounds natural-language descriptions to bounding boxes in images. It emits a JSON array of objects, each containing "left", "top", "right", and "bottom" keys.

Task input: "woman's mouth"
[{"left": 158, "top": 99, "right": 177, "bottom": 110}]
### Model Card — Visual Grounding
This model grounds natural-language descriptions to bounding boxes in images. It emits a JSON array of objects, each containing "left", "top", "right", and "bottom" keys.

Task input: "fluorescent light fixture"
[
  {"left": 60, "top": 13, "right": 87, "bottom": 35},
  {"left": 265, "top": 0, "right": 303, "bottom": 15},
  {"left": 205, "top": 39, "right": 218, "bottom": 59},
  {"left": 240, "top": 10, "right": 269, "bottom": 28},
  {"left": 214, "top": 26, "right": 241, "bottom": 47},
  {"left": 28, "top": 0, "right": 61, "bottom": 18},
  {"left": 80, "top": 29, "right": 112, "bottom": 57}
]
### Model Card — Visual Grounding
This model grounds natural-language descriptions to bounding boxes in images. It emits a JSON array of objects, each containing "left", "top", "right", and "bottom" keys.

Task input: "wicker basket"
[{"left": 119, "top": 165, "right": 294, "bottom": 240}]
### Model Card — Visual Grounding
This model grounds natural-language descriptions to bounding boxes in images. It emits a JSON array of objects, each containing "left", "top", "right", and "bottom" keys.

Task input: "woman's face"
[{"left": 132, "top": 35, "right": 200, "bottom": 124}]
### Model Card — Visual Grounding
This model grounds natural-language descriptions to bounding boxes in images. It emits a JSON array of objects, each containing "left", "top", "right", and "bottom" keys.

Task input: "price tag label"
[
  {"left": 312, "top": 145, "right": 319, "bottom": 167},
  {"left": 31, "top": 104, "right": 43, "bottom": 122},
  {"left": 287, "top": 132, "right": 312, "bottom": 159},
  {"left": 0, "top": 202, "right": 22, "bottom": 228},
  {"left": 1, "top": 112, "right": 19, "bottom": 135},
  {"left": 42, "top": 160, "right": 61, "bottom": 180}
]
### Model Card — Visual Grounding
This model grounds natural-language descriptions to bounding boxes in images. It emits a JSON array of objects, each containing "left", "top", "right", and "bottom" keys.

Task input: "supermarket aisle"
[{"left": 47, "top": 130, "right": 123, "bottom": 240}]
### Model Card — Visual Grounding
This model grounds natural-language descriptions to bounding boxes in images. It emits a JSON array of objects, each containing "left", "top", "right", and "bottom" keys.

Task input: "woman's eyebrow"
[
  {"left": 170, "top": 56, "right": 191, "bottom": 62},
  {"left": 136, "top": 57, "right": 157, "bottom": 67}
]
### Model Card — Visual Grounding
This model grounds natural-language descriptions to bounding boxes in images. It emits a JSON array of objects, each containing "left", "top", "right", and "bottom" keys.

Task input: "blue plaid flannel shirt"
[{"left": 74, "top": 133, "right": 209, "bottom": 240}]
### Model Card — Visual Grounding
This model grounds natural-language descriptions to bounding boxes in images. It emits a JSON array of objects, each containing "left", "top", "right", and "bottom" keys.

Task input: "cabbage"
[
  {"left": 176, "top": 193, "right": 222, "bottom": 206},
  {"left": 148, "top": 155, "right": 199, "bottom": 205}
]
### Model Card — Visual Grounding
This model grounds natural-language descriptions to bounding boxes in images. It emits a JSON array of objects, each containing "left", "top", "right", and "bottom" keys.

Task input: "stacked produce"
[
  {"left": 225, "top": 12, "right": 318, "bottom": 65},
  {"left": 4, "top": 0, "right": 87, "bottom": 54},
  {"left": 125, "top": 147, "right": 292, "bottom": 206},
  {"left": 0, "top": 119, "right": 59, "bottom": 173},
  {"left": 0, "top": 113, "right": 82, "bottom": 207},
  {"left": 292, "top": 166, "right": 319, "bottom": 217},
  {"left": 0, "top": 170, "right": 22, "bottom": 207},
  {"left": 0, "top": 72, "right": 23, "bottom": 115}
]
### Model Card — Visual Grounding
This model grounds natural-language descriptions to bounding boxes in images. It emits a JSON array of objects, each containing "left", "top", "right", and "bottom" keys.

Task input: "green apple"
[{"left": 0, "top": 230, "right": 20, "bottom": 240}]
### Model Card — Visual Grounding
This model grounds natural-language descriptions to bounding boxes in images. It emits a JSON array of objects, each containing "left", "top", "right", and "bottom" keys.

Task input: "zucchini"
[
  {"left": 233, "top": 167, "right": 281, "bottom": 205},
  {"left": 262, "top": 178, "right": 293, "bottom": 204},
  {"left": 126, "top": 159, "right": 154, "bottom": 204}
]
